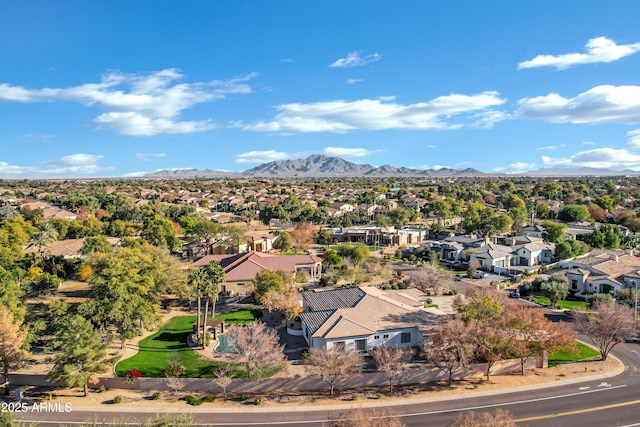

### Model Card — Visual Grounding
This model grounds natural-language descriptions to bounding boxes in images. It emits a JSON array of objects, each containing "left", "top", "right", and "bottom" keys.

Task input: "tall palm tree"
[
  {"left": 200, "top": 261, "right": 226, "bottom": 346},
  {"left": 26, "top": 222, "right": 59, "bottom": 265},
  {"left": 187, "top": 268, "right": 208, "bottom": 345}
]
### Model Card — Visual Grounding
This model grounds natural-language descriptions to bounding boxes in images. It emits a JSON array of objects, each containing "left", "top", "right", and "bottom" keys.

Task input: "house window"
[
  {"left": 571, "top": 280, "right": 577, "bottom": 290},
  {"left": 383, "top": 334, "right": 389, "bottom": 339},
  {"left": 334, "top": 341, "right": 346, "bottom": 352},
  {"left": 355, "top": 339, "right": 366, "bottom": 352},
  {"left": 401, "top": 332, "right": 411, "bottom": 343},
  {"left": 374, "top": 335, "right": 379, "bottom": 340}
]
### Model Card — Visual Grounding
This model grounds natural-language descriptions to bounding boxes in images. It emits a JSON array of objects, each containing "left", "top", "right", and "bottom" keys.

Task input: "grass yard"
[
  {"left": 215, "top": 308, "right": 263, "bottom": 324},
  {"left": 115, "top": 309, "right": 261, "bottom": 378},
  {"left": 548, "top": 342, "right": 601, "bottom": 367},
  {"left": 533, "top": 296, "right": 591, "bottom": 311}
]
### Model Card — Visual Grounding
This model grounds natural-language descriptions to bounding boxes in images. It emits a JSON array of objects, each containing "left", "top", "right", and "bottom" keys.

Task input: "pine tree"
[{"left": 47, "top": 315, "right": 108, "bottom": 396}]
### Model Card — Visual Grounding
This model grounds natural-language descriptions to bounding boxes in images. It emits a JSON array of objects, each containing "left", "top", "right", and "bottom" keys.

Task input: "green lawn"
[
  {"left": 115, "top": 309, "right": 261, "bottom": 378},
  {"left": 215, "top": 308, "right": 263, "bottom": 324},
  {"left": 548, "top": 342, "right": 601, "bottom": 367},
  {"left": 533, "top": 296, "right": 591, "bottom": 311}
]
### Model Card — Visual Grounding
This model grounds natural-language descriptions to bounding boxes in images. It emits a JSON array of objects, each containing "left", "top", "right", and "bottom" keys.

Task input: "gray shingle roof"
[{"left": 302, "top": 287, "right": 366, "bottom": 312}]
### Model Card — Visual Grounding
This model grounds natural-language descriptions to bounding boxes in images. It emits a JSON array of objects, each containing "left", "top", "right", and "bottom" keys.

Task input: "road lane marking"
[
  {"left": 16, "top": 384, "right": 629, "bottom": 426},
  {"left": 515, "top": 398, "right": 640, "bottom": 422}
]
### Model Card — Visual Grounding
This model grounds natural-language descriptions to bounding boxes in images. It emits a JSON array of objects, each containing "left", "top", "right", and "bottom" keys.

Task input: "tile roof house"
[
  {"left": 193, "top": 251, "right": 322, "bottom": 296},
  {"left": 24, "top": 237, "right": 121, "bottom": 259},
  {"left": 299, "top": 286, "right": 444, "bottom": 352},
  {"left": 558, "top": 249, "right": 640, "bottom": 297}
]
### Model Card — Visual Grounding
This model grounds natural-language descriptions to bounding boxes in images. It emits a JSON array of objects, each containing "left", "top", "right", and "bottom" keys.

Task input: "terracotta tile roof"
[{"left": 193, "top": 251, "right": 321, "bottom": 282}]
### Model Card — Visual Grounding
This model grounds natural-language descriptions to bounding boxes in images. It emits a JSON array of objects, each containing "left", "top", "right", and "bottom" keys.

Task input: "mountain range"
[{"left": 144, "top": 154, "right": 640, "bottom": 178}]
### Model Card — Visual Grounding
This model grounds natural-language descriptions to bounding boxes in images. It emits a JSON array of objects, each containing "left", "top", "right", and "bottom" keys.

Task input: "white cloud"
[
  {"left": 518, "top": 36, "right": 640, "bottom": 70},
  {"left": 492, "top": 162, "right": 536, "bottom": 174},
  {"left": 322, "top": 147, "right": 373, "bottom": 157},
  {"left": 0, "top": 69, "right": 257, "bottom": 136},
  {"left": 59, "top": 153, "right": 103, "bottom": 165},
  {"left": 239, "top": 92, "right": 506, "bottom": 133},
  {"left": 518, "top": 85, "right": 640, "bottom": 124},
  {"left": 0, "top": 153, "right": 109, "bottom": 176},
  {"left": 330, "top": 51, "right": 381, "bottom": 68},
  {"left": 135, "top": 153, "right": 166, "bottom": 161},
  {"left": 427, "top": 145, "right": 436, "bottom": 149},
  {"left": 541, "top": 147, "right": 640, "bottom": 170},
  {"left": 470, "top": 110, "right": 511, "bottom": 129},
  {"left": 233, "top": 150, "right": 307, "bottom": 164},
  {"left": 583, "top": 141, "right": 596, "bottom": 145},
  {"left": 121, "top": 171, "right": 149, "bottom": 177},
  {"left": 535, "top": 145, "right": 563, "bottom": 151},
  {"left": 346, "top": 79, "right": 363, "bottom": 84},
  {"left": 626, "top": 130, "right": 640, "bottom": 149}
]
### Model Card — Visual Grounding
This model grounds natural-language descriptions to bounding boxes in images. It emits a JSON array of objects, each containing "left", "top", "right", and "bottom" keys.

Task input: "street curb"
[{"left": 51, "top": 354, "right": 626, "bottom": 415}]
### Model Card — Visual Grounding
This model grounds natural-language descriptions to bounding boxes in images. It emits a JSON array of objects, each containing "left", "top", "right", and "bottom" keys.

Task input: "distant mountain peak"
[{"left": 145, "top": 155, "right": 489, "bottom": 178}]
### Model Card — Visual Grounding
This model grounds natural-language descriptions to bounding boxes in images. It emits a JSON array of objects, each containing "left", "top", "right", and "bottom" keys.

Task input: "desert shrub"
[
  {"left": 112, "top": 396, "right": 122, "bottom": 404},
  {"left": 151, "top": 392, "right": 161, "bottom": 400},
  {"left": 185, "top": 395, "right": 202, "bottom": 406}
]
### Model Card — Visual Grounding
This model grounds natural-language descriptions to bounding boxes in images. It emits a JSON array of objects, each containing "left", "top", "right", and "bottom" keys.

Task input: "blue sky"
[{"left": 2, "top": 1, "right": 640, "bottom": 178}]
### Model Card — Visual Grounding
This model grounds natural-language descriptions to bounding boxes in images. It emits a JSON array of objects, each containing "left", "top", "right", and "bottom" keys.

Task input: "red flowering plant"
[{"left": 123, "top": 369, "right": 143, "bottom": 384}]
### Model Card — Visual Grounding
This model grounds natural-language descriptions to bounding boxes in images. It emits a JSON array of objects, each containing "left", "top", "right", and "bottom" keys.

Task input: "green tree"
[
  {"left": 542, "top": 221, "right": 567, "bottom": 243},
  {"left": 273, "top": 231, "right": 293, "bottom": 253},
  {"left": 80, "top": 244, "right": 186, "bottom": 348},
  {"left": 141, "top": 215, "right": 180, "bottom": 250},
  {"left": 0, "top": 267, "right": 25, "bottom": 320},
  {"left": 337, "top": 244, "right": 370, "bottom": 266},
  {"left": 26, "top": 222, "right": 59, "bottom": 264},
  {"left": 322, "top": 248, "right": 342, "bottom": 269},
  {"left": 541, "top": 276, "right": 569, "bottom": 308},
  {"left": 0, "top": 307, "right": 27, "bottom": 396},
  {"left": 47, "top": 314, "right": 108, "bottom": 397},
  {"left": 253, "top": 270, "right": 287, "bottom": 301},
  {"left": 558, "top": 205, "right": 590, "bottom": 223},
  {"left": 80, "top": 235, "right": 113, "bottom": 256},
  {"left": 456, "top": 294, "right": 503, "bottom": 324}
]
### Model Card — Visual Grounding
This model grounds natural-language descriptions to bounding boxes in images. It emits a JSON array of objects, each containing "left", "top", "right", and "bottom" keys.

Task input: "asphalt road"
[{"left": 12, "top": 340, "right": 640, "bottom": 427}]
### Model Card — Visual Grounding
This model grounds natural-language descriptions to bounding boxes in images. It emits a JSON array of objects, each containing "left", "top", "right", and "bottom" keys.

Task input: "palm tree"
[
  {"left": 26, "top": 222, "right": 59, "bottom": 265},
  {"left": 187, "top": 268, "right": 207, "bottom": 345},
  {"left": 200, "top": 261, "right": 226, "bottom": 347}
]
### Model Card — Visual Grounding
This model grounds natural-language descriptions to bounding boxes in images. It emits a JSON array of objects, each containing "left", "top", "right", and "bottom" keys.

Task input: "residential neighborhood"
[{"left": 1, "top": 175, "right": 640, "bottom": 427}]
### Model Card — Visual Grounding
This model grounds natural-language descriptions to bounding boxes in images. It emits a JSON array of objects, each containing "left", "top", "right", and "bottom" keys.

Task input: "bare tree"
[
  {"left": 574, "top": 301, "right": 635, "bottom": 361},
  {"left": 329, "top": 407, "right": 405, "bottom": 427},
  {"left": 470, "top": 318, "right": 512, "bottom": 382},
  {"left": 304, "top": 348, "right": 364, "bottom": 396},
  {"left": 426, "top": 318, "right": 473, "bottom": 386},
  {"left": 166, "top": 377, "right": 185, "bottom": 394},
  {"left": 369, "top": 346, "right": 412, "bottom": 392},
  {"left": 449, "top": 409, "right": 516, "bottom": 427},
  {"left": 503, "top": 305, "right": 575, "bottom": 375},
  {"left": 403, "top": 266, "right": 453, "bottom": 296},
  {"left": 227, "top": 322, "right": 285, "bottom": 378},
  {"left": 212, "top": 364, "right": 234, "bottom": 400},
  {"left": 289, "top": 222, "right": 316, "bottom": 254}
]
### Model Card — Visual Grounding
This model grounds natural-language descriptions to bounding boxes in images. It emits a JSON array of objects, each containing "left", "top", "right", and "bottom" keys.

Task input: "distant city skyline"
[{"left": 1, "top": 1, "right": 640, "bottom": 178}]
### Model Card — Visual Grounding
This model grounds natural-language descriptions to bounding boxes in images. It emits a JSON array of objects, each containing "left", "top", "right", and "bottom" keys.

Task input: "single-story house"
[
  {"left": 299, "top": 286, "right": 444, "bottom": 352},
  {"left": 558, "top": 249, "right": 640, "bottom": 297},
  {"left": 193, "top": 251, "right": 322, "bottom": 295}
]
